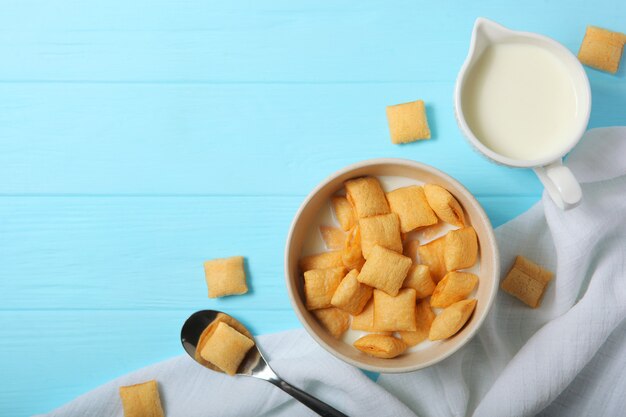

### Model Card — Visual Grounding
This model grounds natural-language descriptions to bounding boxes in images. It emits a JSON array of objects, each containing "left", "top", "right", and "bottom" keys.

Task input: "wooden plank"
[
  {"left": 2, "top": 82, "right": 623, "bottom": 196},
  {"left": 0, "top": 195, "right": 539, "bottom": 310}
]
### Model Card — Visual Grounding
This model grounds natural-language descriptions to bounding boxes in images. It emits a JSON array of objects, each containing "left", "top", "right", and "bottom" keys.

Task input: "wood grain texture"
[{"left": 0, "top": 0, "right": 624, "bottom": 415}]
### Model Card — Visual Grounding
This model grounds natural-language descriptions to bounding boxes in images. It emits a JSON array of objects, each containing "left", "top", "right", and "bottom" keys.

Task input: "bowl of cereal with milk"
[{"left": 284, "top": 158, "right": 499, "bottom": 373}]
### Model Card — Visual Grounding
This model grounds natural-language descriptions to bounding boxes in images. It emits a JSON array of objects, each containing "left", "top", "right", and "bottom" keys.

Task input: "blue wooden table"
[{"left": 1, "top": 1, "right": 624, "bottom": 415}]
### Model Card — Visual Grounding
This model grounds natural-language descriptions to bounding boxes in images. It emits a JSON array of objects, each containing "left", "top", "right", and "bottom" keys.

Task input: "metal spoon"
[{"left": 181, "top": 310, "right": 349, "bottom": 417}]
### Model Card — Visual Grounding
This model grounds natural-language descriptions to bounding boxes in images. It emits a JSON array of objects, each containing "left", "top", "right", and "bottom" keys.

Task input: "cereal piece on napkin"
[
  {"left": 204, "top": 256, "right": 248, "bottom": 298},
  {"left": 341, "top": 226, "right": 365, "bottom": 271},
  {"left": 444, "top": 226, "right": 478, "bottom": 271},
  {"left": 417, "top": 236, "right": 447, "bottom": 282},
  {"left": 304, "top": 266, "right": 345, "bottom": 310},
  {"left": 119, "top": 380, "right": 164, "bottom": 417},
  {"left": 578, "top": 26, "right": 626, "bottom": 73},
  {"left": 501, "top": 255, "right": 554, "bottom": 308},
  {"left": 386, "top": 186, "right": 438, "bottom": 232},
  {"left": 345, "top": 177, "right": 390, "bottom": 218},
  {"left": 320, "top": 226, "right": 346, "bottom": 250},
  {"left": 357, "top": 245, "right": 412, "bottom": 296},
  {"left": 399, "top": 299, "right": 436, "bottom": 347},
  {"left": 359, "top": 213, "right": 403, "bottom": 259},
  {"left": 331, "top": 196, "right": 357, "bottom": 231},
  {"left": 354, "top": 334, "right": 407, "bottom": 358},
  {"left": 299, "top": 250, "right": 344, "bottom": 272},
  {"left": 331, "top": 269, "right": 373, "bottom": 315},
  {"left": 386, "top": 100, "right": 431, "bottom": 144},
  {"left": 194, "top": 313, "right": 253, "bottom": 371},
  {"left": 430, "top": 271, "right": 478, "bottom": 308},
  {"left": 429, "top": 299, "right": 477, "bottom": 340},
  {"left": 373, "top": 288, "right": 418, "bottom": 332},
  {"left": 312, "top": 307, "right": 351, "bottom": 339},
  {"left": 199, "top": 322, "right": 255, "bottom": 375},
  {"left": 424, "top": 184, "right": 465, "bottom": 227},
  {"left": 402, "top": 264, "right": 436, "bottom": 298}
]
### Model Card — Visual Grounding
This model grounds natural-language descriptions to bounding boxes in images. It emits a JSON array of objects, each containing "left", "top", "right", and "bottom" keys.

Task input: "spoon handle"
[{"left": 270, "top": 377, "right": 349, "bottom": 417}]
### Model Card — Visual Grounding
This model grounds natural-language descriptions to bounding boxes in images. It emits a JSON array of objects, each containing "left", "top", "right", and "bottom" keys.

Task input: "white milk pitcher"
[{"left": 454, "top": 18, "right": 591, "bottom": 210}]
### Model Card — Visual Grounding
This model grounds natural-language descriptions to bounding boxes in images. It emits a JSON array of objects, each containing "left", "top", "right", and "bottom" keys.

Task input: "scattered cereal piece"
[
  {"left": 331, "top": 269, "right": 373, "bottom": 315},
  {"left": 119, "top": 380, "right": 164, "bottom": 417},
  {"left": 357, "top": 245, "right": 412, "bottom": 296},
  {"left": 200, "top": 322, "right": 255, "bottom": 375},
  {"left": 386, "top": 100, "right": 431, "bottom": 144},
  {"left": 331, "top": 196, "right": 357, "bottom": 231},
  {"left": 402, "top": 264, "right": 436, "bottom": 298},
  {"left": 373, "top": 288, "right": 418, "bottom": 332},
  {"left": 429, "top": 299, "right": 477, "bottom": 341},
  {"left": 387, "top": 186, "right": 438, "bottom": 233},
  {"left": 299, "top": 251, "right": 344, "bottom": 272},
  {"left": 304, "top": 267, "right": 346, "bottom": 310},
  {"left": 313, "top": 307, "right": 351, "bottom": 339},
  {"left": 345, "top": 177, "right": 390, "bottom": 218},
  {"left": 354, "top": 334, "right": 407, "bottom": 358},
  {"left": 320, "top": 226, "right": 346, "bottom": 250},
  {"left": 444, "top": 227, "right": 478, "bottom": 271},
  {"left": 578, "top": 26, "right": 626, "bottom": 74},
  {"left": 399, "top": 299, "right": 436, "bottom": 347},
  {"left": 501, "top": 256, "right": 554, "bottom": 308},
  {"left": 359, "top": 213, "right": 403, "bottom": 259},
  {"left": 424, "top": 184, "right": 465, "bottom": 227},
  {"left": 417, "top": 237, "right": 447, "bottom": 282},
  {"left": 430, "top": 271, "right": 478, "bottom": 308},
  {"left": 203, "top": 256, "right": 248, "bottom": 298}
]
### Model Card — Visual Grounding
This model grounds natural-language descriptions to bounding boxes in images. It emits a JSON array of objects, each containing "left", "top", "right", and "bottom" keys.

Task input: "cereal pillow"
[
  {"left": 444, "top": 227, "right": 478, "bottom": 271},
  {"left": 199, "top": 322, "right": 255, "bottom": 375},
  {"left": 386, "top": 186, "right": 438, "bottom": 232},
  {"left": 373, "top": 288, "right": 418, "bottom": 332},
  {"left": 331, "top": 269, "right": 373, "bottom": 315},
  {"left": 357, "top": 245, "right": 412, "bottom": 296},
  {"left": 204, "top": 256, "right": 248, "bottom": 298},
  {"left": 359, "top": 213, "right": 403, "bottom": 259},
  {"left": 304, "top": 267, "right": 345, "bottom": 310},
  {"left": 119, "top": 380, "right": 164, "bottom": 417},
  {"left": 345, "top": 177, "right": 390, "bottom": 218},
  {"left": 354, "top": 334, "right": 407, "bottom": 358}
]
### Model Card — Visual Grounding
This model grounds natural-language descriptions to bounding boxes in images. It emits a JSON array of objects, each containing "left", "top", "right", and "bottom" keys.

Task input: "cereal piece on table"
[
  {"left": 345, "top": 177, "right": 390, "bottom": 218},
  {"left": 331, "top": 196, "right": 357, "bottom": 231},
  {"left": 199, "top": 322, "right": 255, "bottom": 375},
  {"left": 403, "top": 264, "right": 436, "bottom": 298},
  {"left": 194, "top": 313, "right": 253, "bottom": 370},
  {"left": 423, "top": 184, "right": 465, "bottom": 227},
  {"left": 312, "top": 307, "right": 350, "bottom": 339},
  {"left": 299, "top": 250, "right": 344, "bottom": 272},
  {"left": 304, "top": 267, "right": 345, "bottom": 310},
  {"left": 429, "top": 299, "right": 477, "bottom": 341},
  {"left": 354, "top": 334, "right": 408, "bottom": 359},
  {"left": 359, "top": 213, "right": 403, "bottom": 259},
  {"left": 386, "top": 100, "right": 431, "bottom": 144},
  {"left": 417, "top": 236, "right": 447, "bottom": 282},
  {"left": 373, "top": 288, "right": 418, "bottom": 331},
  {"left": 203, "top": 256, "right": 248, "bottom": 298},
  {"left": 342, "top": 226, "right": 365, "bottom": 271},
  {"left": 444, "top": 226, "right": 478, "bottom": 271},
  {"left": 357, "top": 245, "right": 412, "bottom": 296},
  {"left": 501, "top": 256, "right": 554, "bottom": 308},
  {"left": 320, "top": 226, "right": 346, "bottom": 250},
  {"left": 399, "top": 299, "right": 436, "bottom": 347},
  {"left": 119, "top": 380, "right": 164, "bottom": 417},
  {"left": 331, "top": 269, "right": 373, "bottom": 315},
  {"left": 430, "top": 271, "right": 479, "bottom": 308},
  {"left": 386, "top": 186, "right": 438, "bottom": 233},
  {"left": 403, "top": 239, "right": 420, "bottom": 262},
  {"left": 578, "top": 26, "right": 626, "bottom": 74}
]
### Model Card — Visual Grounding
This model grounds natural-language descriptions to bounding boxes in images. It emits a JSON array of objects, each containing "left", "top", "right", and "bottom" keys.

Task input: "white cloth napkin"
[{"left": 38, "top": 127, "right": 626, "bottom": 417}]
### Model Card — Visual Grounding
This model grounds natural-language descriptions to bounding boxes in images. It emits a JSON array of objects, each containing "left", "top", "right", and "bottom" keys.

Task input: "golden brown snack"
[
  {"left": 359, "top": 213, "right": 403, "bottom": 259},
  {"left": 330, "top": 269, "right": 373, "bottom": 315},
  {"left": 386, "top": 186, "right": 438, "bottom": 233},
  {"left": 444, "top": 227, "right": 478, "bottom": 271},
  {"left": 430, "top": 271, "right": 479, "bottom": 308},
  {"left": 373, "top": 288, "right": 418, "bottom": 332},
  {"left": 354, "top": 334, "right": 408, "bottom": 358},
  {"left": 429, "top": 299, "right": 477, "bottom": 341},
  {"left": 402, "top": 264, "right": 436, "bottom": 298},
  {"left": 331, "top": 196, "right": 357, "bottom": 231},
  {"left": 417, "top": 237, "right": 447, "bottom": 282},
  {"left": 357, "top": 245, "right": 412, "bottom": 296},
  {"left": 299, "top": 251, "right": 344, "bottom": 272},
  {"left": 342, "top": 226, "right": 365, "bottom": 271},
  {"left": 386, "top": 100, "right": 431, "bottom": 144},
  {"left": 304, "top": 267, "right": 345, "bottom": 310},
  {"left": 119, "top": 380, "right": 164, "bottom": 417},
  {"left": 501, "top": 256, "right": 554, "bottom": 308},
  {"left": 199, "top": 322, "right": 255, "bottom": 375},
  {"left": 578, "top": 26, "right": 626, "bottom": 74},
  {"left": 345, "top": 177, "right": 390, "bottom": 218},
  {"left": 312, "top": 307, "right": 351, "bottom": 339},
  {"left": 194, "top": 313, "right": 253, "bottom": 370},
  {"left": 423, "top": 184, "right": 465, "bottom": 227},
  {"left": 320, "top": 226, "right": 346, "bottom": 250},
  {"left": 204, "top": 256, "right": 248, "bottom": 298},
  {"left": 399, "top": 299, "right": 436, "bottom": 347},
  {"left": 403, "top": 239, "right": 420, "bottom": 262}
]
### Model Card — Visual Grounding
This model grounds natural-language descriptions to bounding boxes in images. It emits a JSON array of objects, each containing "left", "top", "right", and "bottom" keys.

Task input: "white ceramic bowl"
[{"left": 284, "top": 158, "right": 500, "bottom": 373}]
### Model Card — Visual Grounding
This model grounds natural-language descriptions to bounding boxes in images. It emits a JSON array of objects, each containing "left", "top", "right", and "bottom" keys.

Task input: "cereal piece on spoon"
[{"left": 199, "top": 322, "right": 255, "bottom": 376}]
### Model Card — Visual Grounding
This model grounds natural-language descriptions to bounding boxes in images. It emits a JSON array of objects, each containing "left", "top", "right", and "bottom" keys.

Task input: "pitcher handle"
[{"left": 534, "top": 160, "right": 582, "bottom": 210}]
